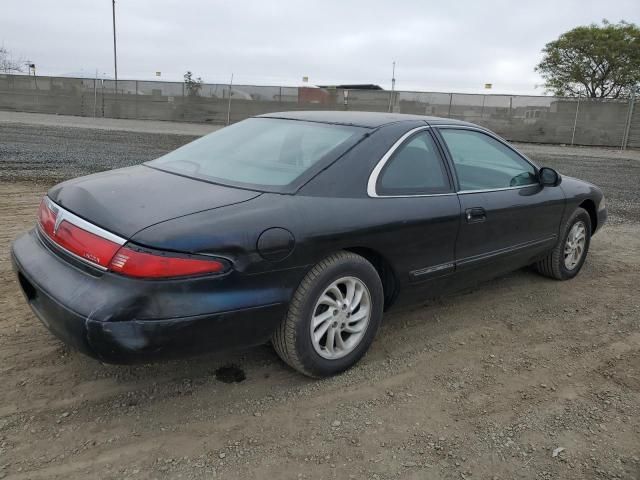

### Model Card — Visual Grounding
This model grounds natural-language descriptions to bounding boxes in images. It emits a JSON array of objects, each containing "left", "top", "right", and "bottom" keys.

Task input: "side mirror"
[{"left": 539, "top": 167, "right": 562, "bottom": 187}]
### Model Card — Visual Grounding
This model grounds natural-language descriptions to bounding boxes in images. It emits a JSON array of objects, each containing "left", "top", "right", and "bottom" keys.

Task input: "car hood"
[{"left": 48, "top": 165, "right": 261, "bottom": 239}]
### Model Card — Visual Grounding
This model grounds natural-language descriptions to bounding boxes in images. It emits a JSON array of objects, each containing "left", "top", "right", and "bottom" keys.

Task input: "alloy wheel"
[
  {"left": 564, "top": 220, "right": 586, "bottom": 270},
  {"left": 310, "top": 276, "right": 372, "bottom": 360}
]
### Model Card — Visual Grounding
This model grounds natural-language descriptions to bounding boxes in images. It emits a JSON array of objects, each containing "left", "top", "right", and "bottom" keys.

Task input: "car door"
[
  {"left": 435, "top": 126, "right": 565, "bottom": 283},
  {"left": 368, "top": 126, "right": 461, "bottom": 303}
]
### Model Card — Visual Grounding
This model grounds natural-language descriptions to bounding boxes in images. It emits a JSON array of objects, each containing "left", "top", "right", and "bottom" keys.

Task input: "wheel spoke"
[
  {"left": 343, "top": 322, "right": 365, "bottom": 334},
  {"left": 344, "top": 279, "right": 356, "bottom": 306},
  {"left": 350, "top": 286, "right": 364, "bottom": 312},
  {"left": 326, "top": 285, "right": 344, "bottom": 303},
  {"left": 350, "top": 307, "right": 369, "bottom": 323},
  {"left": 314, "top": 321, "right": 331, "bottom": 343},
  {"left": 318, "top": 294, "right": 339, "bottom": 308},
  {"left": 312, "top": 309, "right": 334, "bottom": 329},
  {"left": 325, "top": 327, "right": 336, "bottom": 354},
  {"left": 335, "top": 331, "right": 346, "bottom": 350}
]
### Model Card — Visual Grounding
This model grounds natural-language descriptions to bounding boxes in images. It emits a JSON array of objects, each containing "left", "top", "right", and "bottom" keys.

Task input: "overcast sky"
[{"left": 2, "top": 0, "right": 639, "bottom": 94}]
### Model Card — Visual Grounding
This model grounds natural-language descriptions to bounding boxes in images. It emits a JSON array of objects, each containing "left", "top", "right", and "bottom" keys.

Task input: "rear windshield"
[{"left": 148, "top": 117, "right": 366, "bottom": 190}]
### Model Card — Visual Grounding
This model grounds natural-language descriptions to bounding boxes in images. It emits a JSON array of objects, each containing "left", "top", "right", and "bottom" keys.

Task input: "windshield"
[{"left": 148, "top": 117, "right": 366, "bottom": 190}]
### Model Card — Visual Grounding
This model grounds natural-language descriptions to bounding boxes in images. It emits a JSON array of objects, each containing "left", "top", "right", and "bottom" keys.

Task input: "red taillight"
[
  {"left": 54, "top": 221, "right": 121, "bottom": 267},
  {"left": 108, "top": 246, "right": 226, "bottom": 278},
  {"left": 38, "top": 197, "right": 227, "bottom": 278},
  {"left": 38, "top": 198, "right": 56, "bottom": 237},
  {"left": 38, "top": 198, "right": 121, "bottom": 267}
]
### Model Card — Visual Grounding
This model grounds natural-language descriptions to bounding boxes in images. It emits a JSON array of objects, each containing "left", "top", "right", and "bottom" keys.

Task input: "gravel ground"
[
  {"left": 0, "top": 111, "right": 220, "bottom": 136},
  {"left": 0, "top": 122, "right": 198, "bottom": 183},
  {"left": 0, "top": 118, "right": 639, "bottom": 480}
]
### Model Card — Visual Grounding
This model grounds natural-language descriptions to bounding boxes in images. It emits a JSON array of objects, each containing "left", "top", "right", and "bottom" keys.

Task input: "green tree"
[
  {"left": 183, "top": 71, "right": 203, "bottom": 97},
  {"left": 536, "top": 20, "right": 640, "bottom": 98}
]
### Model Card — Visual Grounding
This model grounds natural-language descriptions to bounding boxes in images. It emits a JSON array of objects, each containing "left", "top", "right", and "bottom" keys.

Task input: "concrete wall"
[{"left": 1, "top": 74, "right": 637, "bottom": 148}]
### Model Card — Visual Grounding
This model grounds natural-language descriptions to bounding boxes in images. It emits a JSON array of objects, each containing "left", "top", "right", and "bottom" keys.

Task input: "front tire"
[
  {"left": 272, "top": 251, "right": 384, "bottom": 377},
  {"left": 536, "top": 207, "right": 591, "bottom": 280}
]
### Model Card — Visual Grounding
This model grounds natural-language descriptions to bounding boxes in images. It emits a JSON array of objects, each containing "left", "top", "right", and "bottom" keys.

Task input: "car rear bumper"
[{"left": 11, "top": 229, "right": 294, "bottom": 364}]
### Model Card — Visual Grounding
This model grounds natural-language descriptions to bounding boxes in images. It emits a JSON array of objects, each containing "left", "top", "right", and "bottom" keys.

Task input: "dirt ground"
[{"left": 0, "top": 120, "right": 639, "bottom": 479}]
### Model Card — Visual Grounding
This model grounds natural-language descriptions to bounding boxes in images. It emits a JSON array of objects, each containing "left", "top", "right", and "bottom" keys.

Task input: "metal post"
[
  {"left": 93, "top": 71, "right": 98, "bottom": 117},
  {"left": 226, "top": 73, "right": 233, "bottom": 125},
  {"left": 621, "top": 90, "right": 635, "bottom": 150},
  {"left": 112, "top": 0, "right": 118, "bottom": 95},
  {"left": 570, "top": 95, "right": 581, "bottom": 146},
  {"left": 447, "top": 93, "right": 453, "bottom": 117},
  {"left": 480, "top": 95, "right": 486, "bottom": 119},
  {"left": 388, "top": 61, "right": 395, "bottom": 113},
  {"left": 135, "top": 80, "right": 138, "bottom": 119}
]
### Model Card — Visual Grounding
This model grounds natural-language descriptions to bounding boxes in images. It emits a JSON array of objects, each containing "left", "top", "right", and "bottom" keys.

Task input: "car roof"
[{"left": 257, "top": 110, "right": 476, "bottom": 129}]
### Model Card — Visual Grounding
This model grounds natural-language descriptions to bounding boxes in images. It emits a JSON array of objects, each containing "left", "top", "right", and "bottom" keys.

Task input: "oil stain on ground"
[{"left": 215, "top": 364, "right": 246, "bottom": 383}]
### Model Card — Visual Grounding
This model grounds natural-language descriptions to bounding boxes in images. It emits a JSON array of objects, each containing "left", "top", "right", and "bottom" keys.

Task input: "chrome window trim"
[
  {"left": 458, "top": 184, "right": 539, "bottom": 194},
  {"left": 368, "top": 126, "right": 455, "bottom": 198},
  {"left": 369, "top": 192, "right": 457, "bottom": 199},
  {"left": 43, "top": 197, "right": 126, "bottom": 246},
  {"left": 367, "top": 124, "right": 542, "bottom": 198}
]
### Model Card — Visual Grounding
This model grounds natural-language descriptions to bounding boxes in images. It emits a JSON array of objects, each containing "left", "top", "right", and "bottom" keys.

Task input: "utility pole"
[
  {"left": 388, "top": 61, "right": 396, "bottom": 113},
  {"left": 94, "top": 69, "right": 99, "bottom": 117},
  {"left": 112, "top": 0, "right": 118, "bottom": 94},
  {"left": 226, "top": 73, "right": 234, "bottom": 125}
]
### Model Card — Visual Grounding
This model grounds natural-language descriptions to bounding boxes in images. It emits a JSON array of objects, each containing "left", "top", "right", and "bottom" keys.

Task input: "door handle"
[{"left": 465, "top": 207, "right": 486, "bottom": 223}]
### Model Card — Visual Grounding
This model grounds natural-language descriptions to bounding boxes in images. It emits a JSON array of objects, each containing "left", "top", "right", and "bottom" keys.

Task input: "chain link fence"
[{"left": 0, "top": 74, "right": 637, "bottom": 148}]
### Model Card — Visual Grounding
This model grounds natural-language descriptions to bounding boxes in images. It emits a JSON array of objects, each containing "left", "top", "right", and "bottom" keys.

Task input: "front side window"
[
  {"left": 439, "top": 128, "right": 537, "bottom": 191},
  {"left": 377, "top": 131, "right": 451, "bottom": 196},
  {"left": 149, "top": 118, "right": 366, "bottom": 189}
]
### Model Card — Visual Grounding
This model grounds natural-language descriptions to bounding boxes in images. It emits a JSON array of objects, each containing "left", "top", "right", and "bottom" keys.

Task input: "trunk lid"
[{"left": 48, "top": 165, "right": 261, "bottom": 239}]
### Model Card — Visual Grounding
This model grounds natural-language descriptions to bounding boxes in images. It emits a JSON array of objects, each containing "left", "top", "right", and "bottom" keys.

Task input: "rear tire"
[
  {"left": 272, "top": 251, "right": 384, "bottom": 378},
  {"left": 536, "top": 207, "right": 591, "bottom": 280}
]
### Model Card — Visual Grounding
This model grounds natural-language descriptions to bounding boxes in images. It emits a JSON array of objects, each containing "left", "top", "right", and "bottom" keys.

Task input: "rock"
[
  {"left": 331, "top": 420, "right": 341, "bottom": 427},
  {"left": 552, "top": 447, "right": 565, "bottom": 458},
  {"left": 219, "top": 452, "right": 226, "bottom": 459}
]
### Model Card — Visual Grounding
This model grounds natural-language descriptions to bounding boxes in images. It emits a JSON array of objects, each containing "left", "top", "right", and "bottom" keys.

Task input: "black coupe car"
[{"left": 12, "top": 111, "right": 606, "bottom": 377}]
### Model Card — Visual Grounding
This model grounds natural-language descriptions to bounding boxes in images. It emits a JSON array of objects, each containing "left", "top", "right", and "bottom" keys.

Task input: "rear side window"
[
  {"left": 439, "top": 128, "right": 537, "bottom": 191},
  {"left": 377, "top": 131, "right": 451, "bottom": 196}
]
